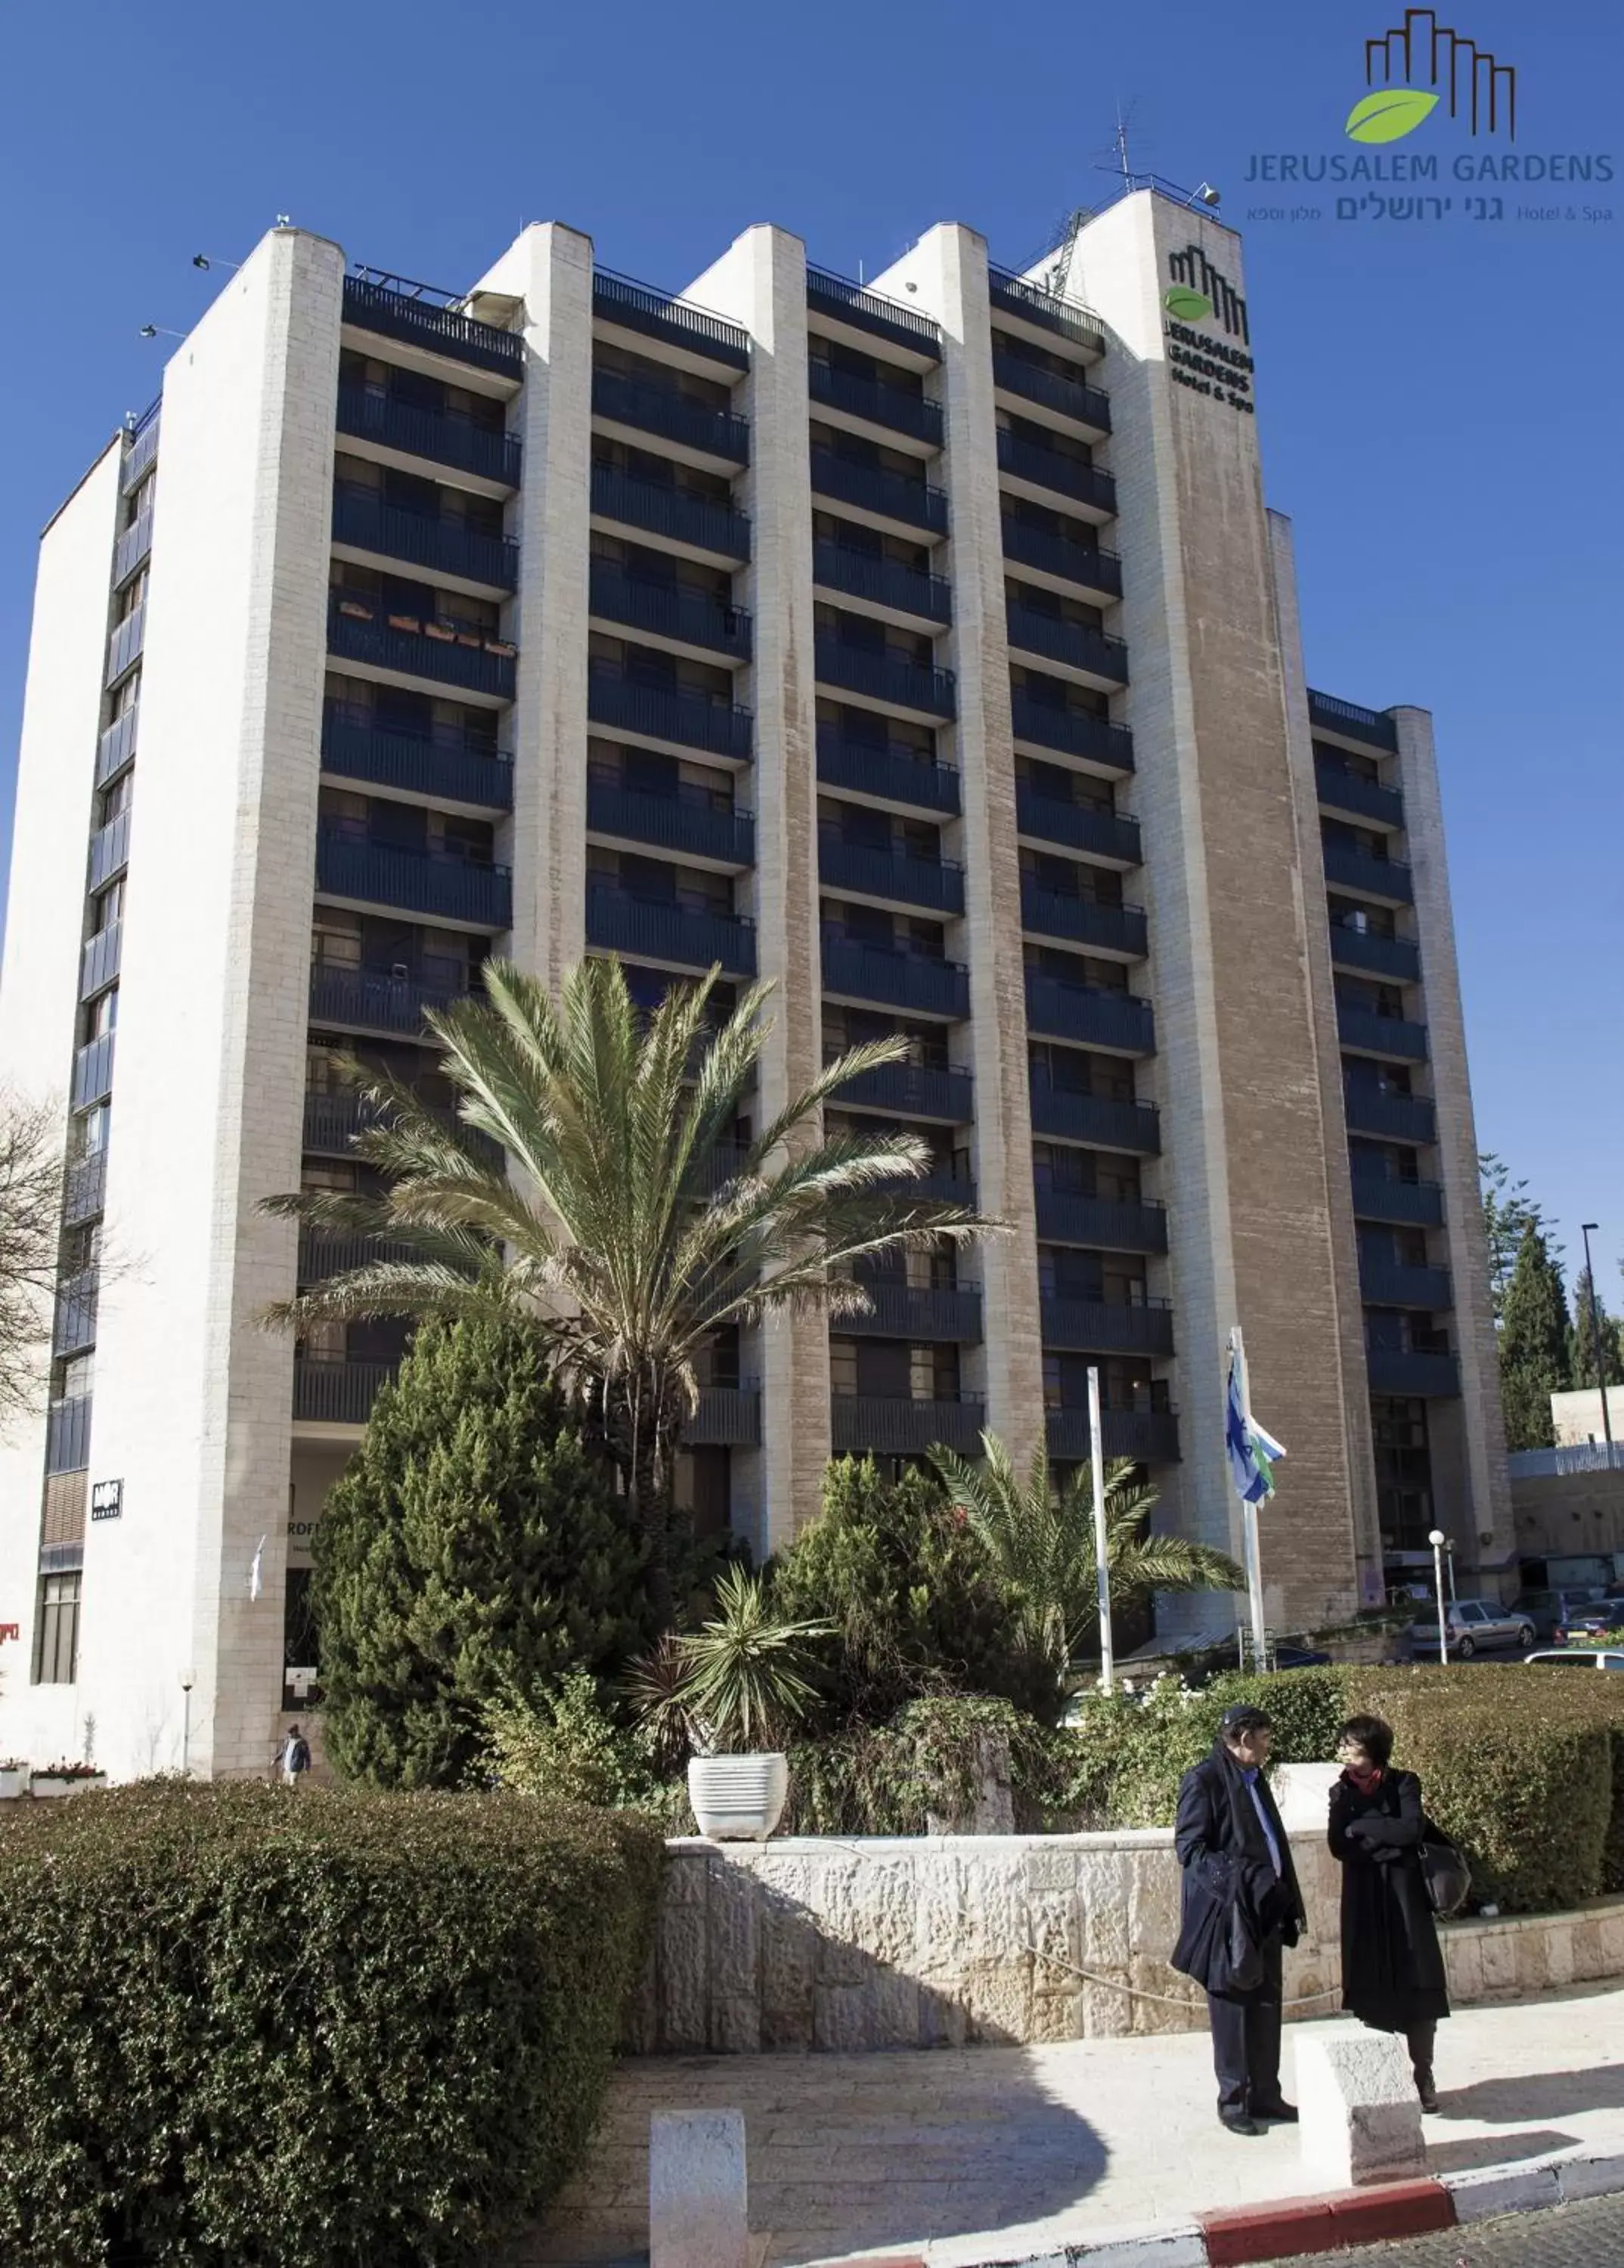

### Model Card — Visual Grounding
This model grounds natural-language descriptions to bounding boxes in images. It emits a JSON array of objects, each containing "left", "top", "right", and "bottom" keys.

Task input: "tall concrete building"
[{"left": 0, "top": 189, "right": 1511, "bottom": 1778}]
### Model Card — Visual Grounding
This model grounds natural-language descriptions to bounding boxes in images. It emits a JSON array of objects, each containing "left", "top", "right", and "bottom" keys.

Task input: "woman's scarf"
[{"left": 1344, "top": 1762, "right": 1384, "bottom": 1796}]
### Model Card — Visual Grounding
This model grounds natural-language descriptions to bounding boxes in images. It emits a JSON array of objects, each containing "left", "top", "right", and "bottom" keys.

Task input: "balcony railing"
[
  {"left": 810, "top": 448, "right": 948, "bottom": 536},
  {"left": 997, "top": 430, "right": 1116, "bottom": 514},
  {"left": 590, "top": 463, "right": 750, "bottom": 560},
  {"left": 1020, "top": 881, "right": 1147, "bottom": 959},
  {"left": 1040, "top": 1297, "right": 1176, "bottom": 1356},
  {"left": 88, "top": 807, "right": 132, "bottom": 891},
  {"left": 587, "top": 779, "right": 755, "bottom": 866},
  {"left": 80, "top": 923, "right": 121, "bottom": 1000},
  {"left": 122, "top": 401, "right": 160, "bottom": 489},
  {"left": 1342, "top": 1086, "right": 1436, "bottom": 1145},
  {"left": 1011, "top": 693, "right": 1134, "bottom": 773},
  {"left": 298, "top": 1229, "right": 430, "bottom": 1282},
  {"left": 113, "top": 508, "right": 153, "bottom": 588},
  {"left": 807, "top": 358, "right": 943, "bottom": 445},
  {"left": 992, "top": 352, "right": 1111, "bottom": 432},
  {"left": 95, "top": 705, "right": 139, "bottom": 790},
  {"left": 327, "top": 596, "right": 516, "bottom": 699},
  {"left": 1034, "top": 1188, "right": 1168, "bottom": 1253},
  {"left": 820, "top": 834, "right": 965, "bottom": 916},
  {"left": 106, "top": 605, "right": 144, "bottom": 685},
  {"left": 1028, "top": 1076, "right": 1161, "bottom": 1154},
  {"left": 72, "top": 1033, "right": 116, "bottom": 1110},
  {"left": 322, "top": 705, "right": 513, "bottom": 809},
  {"left": 1321, "top": 839, "right": 1414, "bottom": 904},
  {"left": 688, "top": 1386, "right": 763, "bottom": 1447},
  {"left": 1001, "top": 519, "right": 1123, "bottom": 597},
  {"left": 1366, "top": 1347, "right": 1460, "bottom": 1398},
  {"left": 301, "top": 1088, "right": 501, "bottom": 1170},
  {"left": 1307, "top": 689, "right": 1399, "bottom": 753},
  {"left": 1315, "top": 756, "right": 1404, "bottom": 831},
  {"left": 332, "top": 485, "right": 517, "bottom": 592},
  {"left": 1350, "top": 1175, "right": 1445, "bottom": 1229},
  {"left": 830, "top": 1395, "right": 984, "bottom": 1455},
  {"left": 336, "top": 385, "right": 522, "bottom": 487},
  {"left": 814, "top": 635, "right": 956, "bottom": 719},
  {"left": 586, "top": 885, "right": 757, "bottom": 977},
  {"left": 591, "top": 368, "right": 749, "bottom": 463},
  {"left": 1359, "top": 1258, "right": 1453, "bottom": 1310},
  {"left": 845, "top": 1281, "right": 984, "bottom": 1343},
  {"left": 1336, "top": 1003, "right": 1427, "bottom": 1061},
  {"left": 342, "top": 272, "right": 522, "bottom": 376},
  {"left": 812, "top": 541, "right": 952, "bottom": 626},
  {"left": 62, "top": 1151, "right": 107, "bottom": 1224},
  {"left": 1015, "top": 785, "right": 1140, "bottom": 866},
  {"left": 591, "top": 268, "right": 751, "bottom": 370},
  {"left": 821, "top": 933, "right": 969, "bottom": 1020},
  {"left": 588, "top": 563, "right": 751, "bottom": 661},
  {"left": 1328, "top": 925, "right": 1421, "bottom": 984},
  {"left": 1046, "top": 1405, "right": 1181, "bottom": 1464},
  {"left": 1024, "top": 976, "right": 1155, "bottom": 1055},
  {"left": 805, "top": 267, "right": 942, "bottom": 356},
  {"left": 315, "top": 831, "right": 512, "bottom": 928},
  {"left": 309, "top": 962, "right": 468, "bottom": 1036},
  {"left": 1006, "top": 604, "right": 1130, "bottom": 685},
  {"left": 828, "top": 1057, "right": 974, "bottom": 1123},
  {"left": 987, "top": 268, "right": 1106, "bottom": 353},
  {"left": 53, "top": 1269, "right": 99, "bottom": 1355},
  {"left": 293, "top": 1356, "right": 398, "bottom": 1426},
  {"left": 45, "top": 1395, "right": 93, "bottom": 1475},
  {"left": 816, "top": 728, "right": 959, "bottom": 814},
  {"left": 587, "top": 663, "right": 753, "bottom": 761}
]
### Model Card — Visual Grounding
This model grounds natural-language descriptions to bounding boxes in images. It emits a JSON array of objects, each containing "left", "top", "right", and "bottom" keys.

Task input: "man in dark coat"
[{"left": 1172, "top": 1703, "right": 1306, "bottom": 2135}]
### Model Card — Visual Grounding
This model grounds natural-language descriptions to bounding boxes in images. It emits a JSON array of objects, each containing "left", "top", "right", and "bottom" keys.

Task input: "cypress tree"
[
  {"left": 312, "top": 1315, "right": 652, "bottom": 1788},
  {"left": 1570, "top": 1267, "right": 1624, "bottom": 1392},
  {"left": 1498, "top": 1223, "right": 1572, "bottom": 1451}
]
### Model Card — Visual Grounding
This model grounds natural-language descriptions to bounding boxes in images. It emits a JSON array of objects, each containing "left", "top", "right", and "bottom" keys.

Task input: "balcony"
[
  {"left": 1040, "top": 1297, "right": 1176, "bottom": 1356},
  {"left": 828, "top": 1057, "right": 974, "bottom": 1123},
  {"left": 586, "top": 885, "right": 757, "bottom": 977},
  {"left": 1307, "top": 689, "right": 1399, "bottom": 754},
  {"left": 845, "top": 1281, "right": 984, "bottom": 1343},
  {"left": 1011, "top": 693, "right": 1133, "bottom": 773},
  {"left": 341, "top": 271, "right": 523, "bottom": 377},
  {"left": 1006, "top": 604, "right": 1130, "bottom": 686},
  {"left": 293, "top": 1356, "right": 398, "bottom": 1427},
  {"left": 298, "top": 1229, "right": 431, "bottom": 1282},
  {"left": 591, "top": 369, "right": 749, "bottom": 464},
  {"left": 106, "top": 606, "right": 144, "bottom": 685},
  {"left": 95, "top": 705, "right": 139, "bottom": 791},
  {"left": 332, "top": 486, "right": 517, "bottom": 593},
  {"left": 309, "top": 962, "right": 468, "bottom": 1036},
  {"left": 1046, "top": 1405, "right": 1181, "bottom": 1464},
  {"left": 62, "top": 1151, "right": 107, "bottom": 1224},
  {"left": 1015, "top": 785, "right": 1140, "bottom": 866},
  {"left": 80, "top": 923, "right": 121, "bottom": 1000},
  {"left": 1321, "top": 839, "right": 1413, "bottom": 905},
  {"left": 113, "top": 508, "right": 153, "bottom": 588},
  {"left": 1024, "top": 976, "right": 1154, "bottom": 1055},
  {"left": 821, "top": 933, "right": 969, "bottom": 1021},
  {"left": 815, "top": 636, "right": 955, "bottom": 720},
  {"left": 687, "top": 1386, "right": 762, "bottom": 1447},
  {"left": 315, "top": 832, "right": 512, "bottom": 928},
  {"left": 122, "top": 401, "right": 160, "bottom": 489},
  {"left": 73, "top": 1032, "right": 116, "bottom": 1110},
  {"left": 813, "top": 541, "right": 951, "bottom": 626},
  {"left": 587, "top": 779, "right": 754, "bottom": 867},
  {"left": 590, "top": 464, "right": 750, "bottom": 562},
  {"left": 817, "top": 729, "right": 959, "bottom": 815},
  {"left": 591, "top": 269, "right": 751, "bottom": 370},
  {"left": 53, "top": 1270, "right": 99, "bottom": 1356},
  {"left": 1034, "top": 1188, "right": 1168, "bottom": 1254},
  {"left": 1315, "top": 756, "right": 1404, "bottom": 831},
  {"left": 1002, "top": 519, "right": 1123, "bottom": 598},
  {"left": 1359, "top": 1258, "right": 1452, "bottom": 1310},
  {"left": 45, "top": 1396, "right": 93, "bottom": 1476},
  {"left": 805, "top": 268, "right": 942, "bottom": 358},
  {"left": 810, "top": 449, "right": 947, "bottom": 537},
  {"left": 807, "top": 358, "right": 944, "bottom": 446},
  {"left": 987, "top": 268, "right": 1105, "bottom": 354},
  {"left": 1328, "top": 925, "right": 1421, "bottom": 984},
  {"left": 820, "top": 835, "right": 964, "bottom": 916},
  {"left": 1336, "top": 1003, "right": 1427, "bottom": 1061},
  {"left": 336, "top": 386, "right": 522, "bottom": 488},
  {"left": 1343, "top": 1086, "right": 1436, "bottom": 1145},
  {"left": 830, "top": 1395, "right": 984, "bottom": 1455},
  {"left": 322, "top": 705, "right": 513, "bottom": 810},
  {"left": 1350, "top": 1175, "right": 1445, "bottom": 1230},
  {"left": 1366, "top": 1347, "right": 1460, "bottom": 1398},
  {"left": 301, "top": 1088, "right": 501, "bottom": 1170},
  {"left": 327, "top": 596, "right": 516, "bottom": 699},
  {"left": 587, "top": 664, "right": 753, "bottom": 761},
  {"left": 1020, "top": 880, "right": 1147, "bottom": 959},
  {"left": 997, "top": 430, "right": 1116, "bottom": 514},
  {"left": 1028, "top": 1077, "right": 1161, "bottom": 1154},
  {"left": 992, "top": 352, "right": 1111, "bottom": 433},
  {"left": 88, "top": 807, "right": 132, "bottom": 891},
  {"left": 588, "top": 563, "right": 752, "bottom": 661}
]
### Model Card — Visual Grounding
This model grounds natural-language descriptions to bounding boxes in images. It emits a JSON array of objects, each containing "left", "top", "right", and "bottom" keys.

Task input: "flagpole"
[
  {"left": 1230, "top": 1328, "right": 1269, "bottom": 1672},
  {"left": 1087, "top": 1363, "right": 1114, "bottom": 1695}
]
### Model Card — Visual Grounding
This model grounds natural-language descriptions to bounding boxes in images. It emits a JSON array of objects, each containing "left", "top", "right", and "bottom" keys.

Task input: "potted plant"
[
  {"left": 484, "top": 637, "right": 516, "bottom": 659},
  {"left": 0, "top": 1759, "right": 27, "bottom": 1800},
  {"left": 30, "top": 1760, "right": 107, "bottom": 1799},
  {"left": 662, "top": 1566, "right": 830, "bottom": 1842},
  {"left": 424, "top": 618, "right": 457, "bottom": 643}
]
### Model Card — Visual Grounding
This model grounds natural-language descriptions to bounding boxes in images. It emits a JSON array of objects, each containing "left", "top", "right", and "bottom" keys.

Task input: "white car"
[
  {"left": 1526, "top": 1648, "right": 1624, "bottom": 1673},
  {"left": 1409, "top": 1598, "right": 1536, "bottom": 1657}
]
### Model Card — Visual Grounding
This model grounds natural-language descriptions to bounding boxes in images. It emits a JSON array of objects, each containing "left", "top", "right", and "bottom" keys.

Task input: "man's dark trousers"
[{"left": 1207, "top": 1932, "right": 1284, "bottom": 2116}]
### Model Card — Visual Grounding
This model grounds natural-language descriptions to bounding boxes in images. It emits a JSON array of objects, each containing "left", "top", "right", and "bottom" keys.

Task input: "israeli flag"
[{"left": 1226, "top": 1354, "right": 1285, "bottom": 1504}]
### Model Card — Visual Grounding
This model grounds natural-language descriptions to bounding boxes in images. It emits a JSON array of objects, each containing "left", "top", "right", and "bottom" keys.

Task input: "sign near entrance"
[{"left": 91, "top": 1479, "right": 123, "bottom": 1522}]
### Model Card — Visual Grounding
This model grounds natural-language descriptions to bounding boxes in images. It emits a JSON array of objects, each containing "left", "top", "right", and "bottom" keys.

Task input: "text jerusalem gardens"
[{"left": 1244, "top": 152, "right": 1614, "bottom": 183}]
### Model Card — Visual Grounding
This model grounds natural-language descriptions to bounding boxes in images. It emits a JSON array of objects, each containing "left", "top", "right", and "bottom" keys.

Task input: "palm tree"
[
  {"left": 262, "top": 956, "right": 995, "bottom": 1621},
  {"left": 930, "top": 1431, "right": 1244, "bottom": 1693}
]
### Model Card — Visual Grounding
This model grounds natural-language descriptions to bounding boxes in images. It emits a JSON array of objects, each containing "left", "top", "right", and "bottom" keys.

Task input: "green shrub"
[
  {"left": 482, "top": 1674, "right": 693, "bottom": 1833},
  {"left": 786, "top": 1696, "right": 1065, "bottom": 1834},
  {"left": 0, "top": 1779, "right": 662, "bottom": 2267}
]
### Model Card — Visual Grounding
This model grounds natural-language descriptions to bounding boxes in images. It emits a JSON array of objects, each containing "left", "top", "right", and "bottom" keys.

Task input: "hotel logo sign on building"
[{"left": 1160, "top": 246, "right": 1255, "bottom": 417}]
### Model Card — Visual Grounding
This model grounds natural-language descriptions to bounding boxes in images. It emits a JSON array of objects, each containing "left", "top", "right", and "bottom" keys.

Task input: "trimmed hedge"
[{"left": 0, "top": 1780, "right": 662, "bottom": 2268}]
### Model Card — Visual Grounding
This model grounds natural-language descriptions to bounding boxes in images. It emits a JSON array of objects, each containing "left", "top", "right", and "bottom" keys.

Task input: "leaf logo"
[
  {"left": 1162, "top": 286, "right": 1212, "bottom": 322},
  {"left": 1344, "top": 88, "right": 1440, "bottom": 142}
]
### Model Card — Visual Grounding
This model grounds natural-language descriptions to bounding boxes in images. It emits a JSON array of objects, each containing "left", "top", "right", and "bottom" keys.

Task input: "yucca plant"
[
  {"left": 664, "top": 1566, "right": 832, "bottom": 1754},
  {"left": 262, "top": 956, "right": 993, "bottom": 1620}
]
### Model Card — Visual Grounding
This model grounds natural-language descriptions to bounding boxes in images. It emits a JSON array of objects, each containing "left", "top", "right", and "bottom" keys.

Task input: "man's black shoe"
[
  {"left": 1220, "top": 2112, "right": 1265, "bottom": 2136},
  {"left": 1252, "top": 2099, "right": 1299, "bottom": 2124}
]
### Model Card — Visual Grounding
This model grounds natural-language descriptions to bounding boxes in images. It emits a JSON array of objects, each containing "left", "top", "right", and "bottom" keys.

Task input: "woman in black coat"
[{"left": 1328, "top": 1713, "right": 1450, "bottom": 2112}]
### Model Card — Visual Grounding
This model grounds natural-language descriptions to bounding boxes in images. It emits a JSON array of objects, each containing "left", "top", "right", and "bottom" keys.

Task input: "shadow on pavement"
[
  {"left": 1424, "top": 2125, "right": 1580, "bottom": 2174},
  {"left": 1436, "top": 2060, "right": 1624, "bottom": 2124}
]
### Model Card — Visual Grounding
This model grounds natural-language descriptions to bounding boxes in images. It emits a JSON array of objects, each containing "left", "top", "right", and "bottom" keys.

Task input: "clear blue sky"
[{"left": 1, "top": 0, "right": 1619, "bottom": 1290}]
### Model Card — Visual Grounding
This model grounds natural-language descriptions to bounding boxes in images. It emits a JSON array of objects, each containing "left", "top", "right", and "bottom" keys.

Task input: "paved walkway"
[{"left": 513, "top": 1983, "right": 1624, "bottom": 2267}]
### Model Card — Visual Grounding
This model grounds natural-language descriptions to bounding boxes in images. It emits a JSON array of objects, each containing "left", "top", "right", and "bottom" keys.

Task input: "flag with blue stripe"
[{"left": 1226, "top": 1352, "right": 1285, "bottom": 1504}]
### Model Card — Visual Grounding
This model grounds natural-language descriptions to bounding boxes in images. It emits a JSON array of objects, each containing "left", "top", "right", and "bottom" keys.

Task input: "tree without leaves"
[
  {"left": 1497, "top": 1221, "right": 1572, "bottom": 1451},
  {"left": 0, "top": 1090, "right": 68, "bottom": 1432}
]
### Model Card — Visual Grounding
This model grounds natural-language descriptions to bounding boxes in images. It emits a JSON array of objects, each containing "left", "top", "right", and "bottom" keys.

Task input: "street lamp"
[
  {"left": 180, "top": 1669, "right": 196, "bottom": 1777},
  {"left": 1428, "top": 1530, "right": 1449, "bottom": 1662},
  {"left": 1580, "top": 1224, "right": 1615, "bottom": 1456}
]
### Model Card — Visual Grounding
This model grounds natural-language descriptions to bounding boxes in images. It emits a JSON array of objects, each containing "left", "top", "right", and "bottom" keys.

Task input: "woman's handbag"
[{"left": 1418, "top": 1825, "right": 1471, "bottom": 1917}]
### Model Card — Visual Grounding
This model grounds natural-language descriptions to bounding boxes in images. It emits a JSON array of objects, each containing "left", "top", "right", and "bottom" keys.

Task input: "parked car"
[
  {"left": 1409, "top": 1598, "right": 1536, "bottom": 1657},
  {"left": 1554, "top": 1607, "right": 1624, "bottom": 1646},
  {"left": 1526, "top": 1649, "right": 1624, "bottom": 1673}
]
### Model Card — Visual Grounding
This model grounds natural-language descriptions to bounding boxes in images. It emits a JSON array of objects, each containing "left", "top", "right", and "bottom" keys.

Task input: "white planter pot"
[
  {"left": 687, "top": 1752, "right": 789, "bottom": 1842},
  {"left": 29, "top": 1776, "right": 70, "bottom": 1799},
  {"left": 0, "top": 1768, "right": 26, "bottom": 1800}
]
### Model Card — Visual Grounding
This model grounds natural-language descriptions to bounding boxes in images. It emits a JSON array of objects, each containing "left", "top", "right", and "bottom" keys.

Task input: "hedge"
[{"left": 0, "top": 1780, "right": 662, "bottom": 2268}]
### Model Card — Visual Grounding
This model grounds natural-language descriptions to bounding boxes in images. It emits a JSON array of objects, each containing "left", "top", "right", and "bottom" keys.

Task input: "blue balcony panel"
[
  {"left": 992, "top": 352, "right": 1111, "bottom": 433},
  {"left": 309, "top": 963, "right": 469, "bottom": 1036},
  {"left": 830, "top": 1395, "right": 984, "bottom": 1456},
  {"left": 336, "top": 385, "right": 522, "bottom": 487},
  {"left": 80, "top": 924, "right": 121, "bottom": 1000},
  {"left": 1040, "top": 1297, "right": 1176, "bottom": 1356},
  {"left": 816, "top": 729, "right": 959, "bottom": 815},
  {"left": 591, "top": 269, "right": 751, "bottom": 370},
  {"left": 315, "top": 832, "right": 512, "bottom": 928},
  {"left": 1015, "top": 785, "right": 1140, "bottom": 866},
  {"left": 62, "top": 1151, "right": 108, "bottom": 1224},
  {"left": 590, "top": 463, "right": 751, "bottom": 562},
  {"left": 1020, "top": 880, "right": 1147, "bottom": 959},
  {"left": 1006, "top": 604, "right": 1130, "bottom": 686},
  {"left": 814, "top": 636, "right": 956, "bottom": 721},
  {"left": 1321, "top": 839, "right": 1414, "bottom": 905},
  {"left": 588, "top": 563, "right": 751, "bottom": 661},
  {"left": 808, "top": 358, "right": 943, "bottom": 446},
  {"left": 113, "top": 509, "right": 153, "bottom": 589},
  {"left": 1002, "top": 519, "right": 1123, "bottom": 598},
  {"left": 1011, "top": 693, "right": 1134, "bottom": 774},
  {"left": 298, "top": 1230, "right": 430, "bottom": 1283},
  {"left": 998, "top": 431, "right": 1117, "bottom": 515},
  {"left": 1034, "top": 1188, "right": 1168, "bottom": 1254},
  {"left": 342, "top": 272, "right": 522, "bottom": 377},
  {"left": 1343, "top": 1086, "right": 1436, "bottom": 1145},
  {"left": 805, "top": 268, "right": 942, "bottom": 359},
  {"left": 587, "top": 885, "right": 757, "bottom": 978},
  {"left": 820, "top": 835, "right": 964, "bottom": 916},
  {"left": 1046, "top": 1405, "right": 1181, "bottom": 1464},
  {"left": 293, "top": 1356, "right": 398, "bottom": 1427},
  {"left": 1365, "top": 1347, "right": 1460, "bottom": 1398},
  {"left": 327, "top": 597, "right": 516, "bottom": 699},
  {"left": 88, "top": 807, "right": 131, "bottom": 892},
  {"left": 1350, "top": 1176, "right": 1445, "bottom": 1230},
  {"left": 810, "top": 448, "right": 948, "bottom": 538},
  {"left": 1329, "top": 925, "right": 1421, "bottom": 984},
  {"left": 987, "top": 268, "right": 1106, "bottom": 354},
  {"left": 45, "top": 1396, "right": 93, "bottom": 1476},
  {"left": 829, "top": 1058, "right": 974, "bottom": 1125},
  {"left": 72, "top": 1033, "right": 116, "bottom": 1110},
  {"left": 1337, "top": 1004, "right": 1428, "bottom": 1061},
  {"left": 821, "top": 934, "right": 969, "bottom": 1021},
  {"left": 845, "top": 1281, "right": 983, "bottom": 1343},
  {"left": 1359, "top": 1259, "right": 1453, "bottom": 1310},
  {"left": 1315, "top": 756, "right": 1404, "bottom": 831},
  {"left": 332, "top": 486, "right": 517, "bottom": 592},
  {"left": 122, "top": 402, "right": 160, "bottom": 490},
  {"left": 587, "top": 779, "right": 755, "bottom": 867},
  {"left": 1028, "top": 1077, "right": 1161, "bottom": 1154},
  {"left": 322, "top": 707, "right": 512, "bottom": 809},
  {"left": 813, "top": 542, "right": 952, "bottom": 626},
  {"left": 1307, "top": 689, "right": 1399, "bottom": 753},
  {"left": 587, "top": 665, "right": 753, "bottom": 762},
  {"left": 591, "top": 369, "right": 749, "bottom": 464},
  {"left": 53, "top": 1271, "right": 99, "bottom": 1356},
  {"left": 96, "top": 705, "right": 139, "bottom": 791},
  {"left": 688, "top": 1386, "right": 763, "bottom": 1447},
  {"left": 1024, "top": 977, "right": 1155, "bottom": 1056},
  {"left": 106, "top": 606, "right": 144, "bottom": 686}
]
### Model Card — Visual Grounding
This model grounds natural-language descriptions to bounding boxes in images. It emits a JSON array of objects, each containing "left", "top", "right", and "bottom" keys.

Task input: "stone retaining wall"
[{"left": 628, "top": 1832, "right": 1624, "bottom": 2055}]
